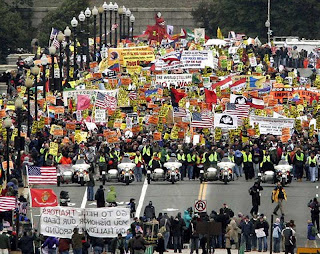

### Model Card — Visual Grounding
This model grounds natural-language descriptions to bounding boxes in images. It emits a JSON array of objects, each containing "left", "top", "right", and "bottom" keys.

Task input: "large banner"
[
  {"left": 214, "top": 113, "right": 238, "bottom": 129},
  {"left": 40, "top": 207, "right": 85, "bottom": 239},
  {"left": 84, "top": 207, "right": 130, "bottom": 237},
  {"left": 40, "top": 207, "right": 130, "bottom": 239},
  {"left": 63, "top": 89, "right": 118, "bottom": 106},
  {"left": 155, "top": 74, "right": 192, "bottom": 87},
  {"left": 250, "top": 116, "right": 295, "bottom": 135}
]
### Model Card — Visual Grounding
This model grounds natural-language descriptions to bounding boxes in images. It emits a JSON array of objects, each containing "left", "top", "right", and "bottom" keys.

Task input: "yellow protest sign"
[{"left": 49, "top": 142, "right": 59, "bottom": 156}]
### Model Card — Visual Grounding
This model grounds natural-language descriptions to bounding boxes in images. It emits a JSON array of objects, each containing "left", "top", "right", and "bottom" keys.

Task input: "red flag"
[
  {"left": 210, "top": 77, "right": 232, "bottom": 90},
  {"left": 205, "top": 89, "right": 217, "bottom": 109},
  {"left": 77, "top": 95, "right": 91, "bottom": 111},
  {"left": 30, "top": 188, "right": 58, "bottom": 207},
  {"left": 69, "top": 98, "right": 73, "bottom": 113},
  {"left": 170, "top": 88, "right": 187, "bottom": 107}
]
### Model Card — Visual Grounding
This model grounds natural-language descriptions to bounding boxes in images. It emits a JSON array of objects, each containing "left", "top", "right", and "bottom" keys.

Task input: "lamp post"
[
  {"left": 118, "top": 6, "right": 125, "bottom": 41},
  {"left": 92, "top": 6, "right": 98, "bottom": 62},
  {"left": 122, "top": 6, "right": 126, "bottom": 41},
  {"left": 3, "top": 117, "right": 12, "bottom": 181},
  {"left": 49, "top": 46, "right": 56, "bottom": 91},
  {"left": 64, "top": 26, "right": 71, "bottom": 83},
  {"left": 25, "top": 78, "right": 33, "bottom": 137},
  {"left": 14, "top": 97, "right": 23, "bottom": 179},
  {"left": 109, "top": 2, "right": 114, "bottom": 45},
  {"left": 125, "top": 8, "right": 131, "bottom": 39},
  {"left": 103, "top": 2, "right": 109, "bottom": 47},
  {"left": 85, "top": 7, "right": 91, "bottom": 69},
  {"left": 57, "top": 31, "right": 64, "bottom": 92},
  {"left": 265, "top": 0, "right": 271, "bottom": 44},
  {"left": 78, "top": 11, "right": 86, "bottom": 70},
  {"left": 30, "top": 65, "right": 40, "bottom": 121},
  {"left": 113, "top": 3, "right": 118, "bottom": 46},
  {"left": 40, "top": 54, "right": 48, "bottom": 99},
  {"left": 71, "top": 17, "right": 78, "bottom": 80},
  {"left": 98, "top": 6, "right": 103, "bottom": 55},
  {"left": 130, "top": 14, "right": 135, "bottom": 41}
]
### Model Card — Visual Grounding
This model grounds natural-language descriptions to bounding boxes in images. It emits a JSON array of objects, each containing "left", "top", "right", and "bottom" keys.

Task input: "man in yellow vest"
[
  {"left": 196, "top": 151, "right": 206, "bottom": 179},
  {"left": 186, "top": 150, "right": 196, "bottom": 180},
  {"left": 293, "top": 149, "right": 305, "bottom": 182},
  {"left": 148, "top": 153, "right": 162, "bottom": 172},
  {"left": 308, "top": 152, "right": 317, "bottom": 182},
  {"left": 142, "top": 142, "right": 152, "bottom": 165},
  {"left": 177, "top": 150, "right": 186, "bottom": 180},
  {"left": 134, "top": 151, "right": 144, "bottom": 182},
  {"left": 243, "top": 148, "right": 254, "bottom": 180},
  {"left": 206, "top": 147, "right": 219, "bottom": 167}
]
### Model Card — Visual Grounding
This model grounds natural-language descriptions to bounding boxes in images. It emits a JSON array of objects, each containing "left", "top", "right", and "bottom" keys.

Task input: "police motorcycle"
[
  {"left": 199, "top": 152, "right": 219, "bottom": 183},
  {"left": 57, "top": 165, "right": 74, "bottom": 187},
  {"left": 274, "top": 159, "right": 293, "bottom": 186},
  {"left": 72, "top": 155, "right": 91, "bottom": 186},
  {"left": 257, "top": 153, "right": 276, "bottom": 184},
  {"left": 217, "top": 157, "right": 235, "bottom": 184},
  {"left": 146, "top": 154, "right": 165, "bottom": 184},
  {"left": 163, "top": 154, "right": 182, "bottom": 184},
  {"left": 117, "top": 155, "right": 135, "bottom": 185}
]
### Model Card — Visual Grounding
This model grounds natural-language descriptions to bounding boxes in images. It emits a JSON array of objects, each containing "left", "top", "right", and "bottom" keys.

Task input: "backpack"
[
  {"left": 311, "top": 226, "right": 318, "bottom": 237},
  {"left": 272, "top": 225, "right": 281, "bottom": 238}
]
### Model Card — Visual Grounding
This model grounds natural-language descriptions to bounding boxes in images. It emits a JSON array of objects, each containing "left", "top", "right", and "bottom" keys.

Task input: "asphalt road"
[{"left": 27, "top": 174, "right": 320, "bottom": 248}]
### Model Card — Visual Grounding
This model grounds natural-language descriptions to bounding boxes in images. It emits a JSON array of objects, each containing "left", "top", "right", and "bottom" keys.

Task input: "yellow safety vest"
[
  {"left": 177, "top": 154, "right": 185, "bottom": 161},
  {"left": 308, "top": 157, "right": 317, "bottom": 165},
  {"left": 228, "top": 155, "right": 234, "bottom": 162},
  {"left": 99, "top": 156, "right": 106, "bottom": 163},
  {"left": 55, "top": 154, "right": 62, "bottom": 164},
  {"left": 296, "top": 153, "right": 304, "bottom": 161},
  {"left": 149, "top": 159, "right": 162, "bottom": 167},
  {"left": 208, "top": 152, "right": 218, "bottom": 162},
  {"left": 187, "top": 154, "right": 196, "bottom": 163},
  {"left": 260, "top": 155, "right": 271, "bottom": 167},
  {"left": 135, "top": 155, "right": 143, "bottom": 164},
  {"left": 142, "top": 146, "right": 151, "bottom": 156},
  {"left": 243, "top": 153, "right": 252, "bottom": 162}
]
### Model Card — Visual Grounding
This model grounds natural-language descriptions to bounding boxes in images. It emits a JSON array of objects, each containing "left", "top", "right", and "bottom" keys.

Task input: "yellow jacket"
[{"left": 272, "top": 187, "right": 287, "bottom": 202}]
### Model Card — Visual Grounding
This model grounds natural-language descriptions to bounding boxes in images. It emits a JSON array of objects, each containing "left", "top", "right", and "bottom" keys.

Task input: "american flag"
[
  {"left": 111, "top": 24, "right": 119, "bottom": 31},
  {"left": 191, "top": 112, "right": 213, "bottom": 128},
  {"left": 50, "top": 28, "right": 59, "bottom": 40},
  {"left": 0, "top": 197, "right": 16, "bottom": 212},
  {"left": 173, "top": 107, "right": 187, "bottom": 118},
  {"left": 128, "top": 91, "right": 137, "bottom": 100},
  {"left": 96, "top": 92, "right": 117, "bottom": 110},
  {"left": 224, "top": 103, "right": 250, "bottom": 118},
  {"left": 27, "top": 166, "right": 57, "bottom": 185},
  {"left": 52, "top": 38, "right": 61, "bottom": 49}
]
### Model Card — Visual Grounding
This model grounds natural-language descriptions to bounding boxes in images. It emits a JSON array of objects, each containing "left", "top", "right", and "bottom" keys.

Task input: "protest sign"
[
  {"left": 49, "top": 142, "right": 59, "bottom": 156},
  {"left": 95, "top": 109, "right": 106, "bottom": 123},
  {"left": 63, "top": 89, "right": 118, "bottom": 106},
  {"left": 40, "top": 207, "right": 85, "bottom": 238},
  {"left": 155, "top": 74, "right": 192, "bottom": 87},
  {"left": 84, "top": 207, "right": 130, "bottom": 237},
  {"left": 214, "top": 113, "right": 238, "bottom": 129},
  {"left": 250, "top": 116, "right": 295, "bottom": 135}
]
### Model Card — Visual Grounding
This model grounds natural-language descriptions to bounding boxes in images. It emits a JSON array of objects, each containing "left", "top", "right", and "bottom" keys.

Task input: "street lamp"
[
  {"left": 109, "top": 2, "right": 114, "bottom": 45},
  {"left": 265, "top": 0, "right": 271, "bottom": 44},
  {"left": 71, "top": 17, "right": 78, "bottom": 80},
  {"left": 57, "top": 31, "right": 64, "bottom": 92},
  {"left": 3, "top": 117, "right": 12, "bottom": 182},
  {"left": 125, "top": 8, "right": 131, "bottom": 39},
  {"left": 64, "top": 26, "right": 71, "bottom": 83},
  {"left": 14, "top": 97, "right": 23, "bottom": 182},
  {"left": 78, "top": 11, "right": 86, "bottom": 70},
  {"left": 103, "top": 2, "right": 109, "bottom": 47},
  {"left": 130, "top": 14, "right": 135, "bottom": 41},
  {"left": 40, "top": 54, "right": 48, "bottom": 99},
  {"left": 98, "top": 6, "right": 103, "bottom": 56},
  {"left": 118, "top": 6, "right": 125, "bottom": 41},
  {"left": 121, "top": 6, "right": 126, "bottom": 41},
  {"left": 30, "top": 65, "right": 40, "bottom": 121},
  {"left": 25, "top": 78, "right": 33, "bottom": 137},
  {"left": 49, "top": 46, "right": 56, "bottom": 91},
  {"left": 113, "top": 2, "right": 118, "bottom": 46},
  {"left": 85, "top": 7, "right": 91, "bottom": 69},
  {"left": 92, "top": 6, "right": 98, "bottom": 62}
]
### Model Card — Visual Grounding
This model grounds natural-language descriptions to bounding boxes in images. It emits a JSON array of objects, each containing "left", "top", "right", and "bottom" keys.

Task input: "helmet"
[{"left": 170, "top": 153, "right": 176, "bottom": 157}]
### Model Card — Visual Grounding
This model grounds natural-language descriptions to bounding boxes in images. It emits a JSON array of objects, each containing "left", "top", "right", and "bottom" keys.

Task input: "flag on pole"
[
  {"left": 30, "top": 188, "right": 58, "bottom": 207},
  {"left": 217, "top": 27, "right": 224, "bottom": 39},
  {"left": 96, "top": 92, "right": 117, "bottom": 110},
  {"left": 27, "top": 166, "right": 57, "bottom": 185},
  {"left": 224, "top": 103, "right": 250, "bottom": 119},
  {"left": 50, "top": 28, "right": 59, "bottom": 40},
  {"left": 191, "top": 112, "right": 213, "bottom": 128},
  {"left": 210, "top": 77, "right": 232, "bottom": 90},
  {"left": 173, "top": 107, "right": 187, "bottom": 118},
  {"left": 0, "top": 197, "right": 16, "bottom": 212},
  {"left": 247, "top": 98, "right": 265, "bottom": 109}
]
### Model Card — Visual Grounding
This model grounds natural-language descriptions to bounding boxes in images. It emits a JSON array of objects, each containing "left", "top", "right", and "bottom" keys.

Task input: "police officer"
[{"left": 177, "top": 150, "right": 186, "bottom": 180}]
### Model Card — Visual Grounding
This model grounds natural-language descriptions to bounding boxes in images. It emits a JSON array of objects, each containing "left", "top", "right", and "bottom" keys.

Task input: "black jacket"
[
  {"left": 249, "top": 185, "right": 263, "bottom": 206},
  {"left": 19, "top": 235, "right": 34, "bottom": 254},
  {"left": 95, "top": 188, "right": 105, "bottom": 207},
  {"left": 144, "top": 205, "right": 155, "bottom": 219}
]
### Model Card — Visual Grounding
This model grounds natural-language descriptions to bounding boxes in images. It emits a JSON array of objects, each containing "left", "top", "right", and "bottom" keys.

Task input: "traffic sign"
[{"left": 194, "top": 199, "right": 207, "bottom": 213}]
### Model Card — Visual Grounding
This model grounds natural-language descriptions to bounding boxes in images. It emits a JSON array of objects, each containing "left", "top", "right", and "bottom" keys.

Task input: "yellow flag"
[{"left": 217, "top": 27, "right": 224, "bottom": 39}]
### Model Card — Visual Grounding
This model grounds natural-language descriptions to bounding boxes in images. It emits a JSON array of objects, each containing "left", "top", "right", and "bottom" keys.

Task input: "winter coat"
[
  {"left": 144, "top": 205, "right": 155, "bottom": 219},
  {"left": 0, "top": 233, "right": 10, "bottom": 249},
  {"left": 72, "top": 232, "right": 83, "bottom": 249},
  {"left": 171, "top": 217, "right": 185, "bottom": 237},
  {"left": 155, "top": 237, "right": 165, "bottom": 253},
  {"left": 249, "top": 185, "right": 263, "bottom": 206},
  {"left": 86, "top": 172, "right": 95, "bottom": 187},
  {"left": 159, "top": 216, "right": 171, "bottom": 233},
  {"left": 225, "top": 220, "right": 240, "bottom": 248},
  {"left": 58, "top": 238, "right": 71, "bottom": 252},
  {"left": 307, "top": 223, "right": 316, "bottom": 240},
  {"left": 131, "top": 235, "right": 147, "bottom": 250},
  {"left": 95, "top": 188, "right": 105, "bottom": 207},
  {"left": 183, "top": 210, "right": 192, "bottom": 228},
  {"left": 19, "top": 235, "right": 34, "bottom": 254},
  {"left": 255, "top": 220, "right": 269, "bottom": 237},
  {"left": 42, "top": 237, "right": 59, "bottom": 249},
  {"left": 241, "top": 221, "right": 253, "bottom": 236},
  {"left": 106, "top": 186, "right": 116, "bottom": 203},
  {"left": 272, "top": 223, "right": 282, "bottom": 239},
  {"left": 272, "top": 186, "right": 287, "bottom": 202}
]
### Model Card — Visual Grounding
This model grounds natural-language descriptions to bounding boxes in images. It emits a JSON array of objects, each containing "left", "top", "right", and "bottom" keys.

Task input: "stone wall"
[{"left": 29, "top": 0, "right": 201, "bottom": 35}]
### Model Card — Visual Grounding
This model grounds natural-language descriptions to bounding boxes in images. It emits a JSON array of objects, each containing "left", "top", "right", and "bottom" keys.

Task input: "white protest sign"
[
  {"left": 250, "top": 116, "right": 295, "bottom": 135},
  {"left": 180, "top": 50, "right": 214, "bottom": 69},
  {"left": 194, "top": 28, "right": 205, "bottom": 43},
  {"left": 214, "top": 113, "right": 238, "bottom": 129},
  {"left": 95, "top": 109, "right": 106, "bottom": 123},
  {"left": 63, "top": 89, "right": 118, "bottom": 106},
  {"left": 84, "top": 207, "right": 130, "bottom": 238},
  {"left": 155, "top": 74, "right": 192, "bottom": 87},
  {"left": 40, "top": 207, "right": 85, "bottom": 239}
]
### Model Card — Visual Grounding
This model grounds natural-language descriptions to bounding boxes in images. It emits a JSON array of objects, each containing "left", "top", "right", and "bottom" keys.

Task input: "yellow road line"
[
  {"left": 198, "top": 183, "right": 204, "bottom": 200},
  {"left": 201, "top": 182, "right": 208, "bottom": 200}
]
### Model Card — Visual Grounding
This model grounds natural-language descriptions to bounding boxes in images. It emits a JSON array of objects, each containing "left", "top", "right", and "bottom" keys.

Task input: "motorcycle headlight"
[
  {"left": 130, "top": 170, "right": 133, "bottom": 174},
  {"left": 228, "top": 169, "right": 232, "bottom": 174},
  {"left": 122, "top": 171, "right": 125, "bottom": 175}
]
